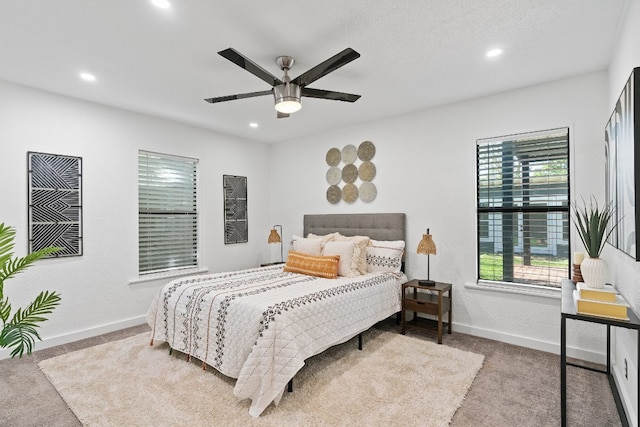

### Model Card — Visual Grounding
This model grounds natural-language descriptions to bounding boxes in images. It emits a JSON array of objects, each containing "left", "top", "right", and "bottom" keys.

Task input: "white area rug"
[{"left": 39, "top": 328, "right": 484, "bottom": 426}]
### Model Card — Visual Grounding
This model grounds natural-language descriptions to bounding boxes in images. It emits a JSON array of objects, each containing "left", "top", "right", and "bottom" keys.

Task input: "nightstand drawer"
[{"left": 404, "top": 296, "right": 450, "bottom": 315}]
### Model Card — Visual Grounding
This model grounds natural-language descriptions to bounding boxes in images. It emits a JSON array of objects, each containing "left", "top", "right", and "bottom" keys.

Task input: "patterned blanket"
[{"left": 146, "top": 265, "right": 404, "bottom": 416}]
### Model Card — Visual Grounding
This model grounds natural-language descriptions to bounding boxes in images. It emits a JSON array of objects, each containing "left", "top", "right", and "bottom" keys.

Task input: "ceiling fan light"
[
  {"left": 274, "top": 83, "right": 302, "bottom": 114},
  {"left": 275, "top": 100, "right": 302, "bottom": 114}
]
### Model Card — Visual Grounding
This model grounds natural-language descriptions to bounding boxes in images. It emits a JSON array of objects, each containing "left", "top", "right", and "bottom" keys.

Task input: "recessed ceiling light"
[
  {"left": 249, "top": 122, "right": 259, "bottom": 128},
  {"left": 151, "top": 0, "right": 170, "bottom": 9},
  {"left": 486, "top": 48, "right": 503, "bottom": 58},
  {"left": 80, "top": 72, "right": 96, "bottom": 82}
]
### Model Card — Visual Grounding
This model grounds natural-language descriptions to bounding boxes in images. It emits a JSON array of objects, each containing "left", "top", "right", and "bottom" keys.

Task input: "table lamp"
[
  {"left": 416, "top": 228, "right": 437, "bottom": 286},
  {"left": 267, "top": 225, "right": 283, "bottom": 263}
]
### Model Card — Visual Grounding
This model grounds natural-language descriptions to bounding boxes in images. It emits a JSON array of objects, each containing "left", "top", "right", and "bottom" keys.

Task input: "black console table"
[{"left": 561, "top": 279, "right": 640, "bottom": 426}]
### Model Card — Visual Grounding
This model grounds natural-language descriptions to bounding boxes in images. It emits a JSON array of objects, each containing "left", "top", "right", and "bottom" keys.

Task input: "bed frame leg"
[
  {"left": 288, "top": 379, "right": 293, "bottom": 393},
  {"left": 169, "top": 347, "right": 173, "bottom": 356},
  {"left": 358, "top": 333, "right": 363, "bottom": 350}
]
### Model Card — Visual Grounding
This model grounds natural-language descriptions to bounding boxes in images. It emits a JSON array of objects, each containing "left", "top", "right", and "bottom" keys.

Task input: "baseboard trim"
[
  {"left": 0, "top": 315, "right": 147, "bottom": 360},
  {"left": 454, "top": 322, "right": 606, "bottom": 365},
  {"left": 2, "top": 317, "right": 606, "bottom": 365}
]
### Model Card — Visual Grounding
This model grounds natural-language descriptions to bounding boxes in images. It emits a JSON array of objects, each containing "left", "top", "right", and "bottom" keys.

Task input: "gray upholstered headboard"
[{"left": 303, "top": 213, "right": 405, "bottom": 242}]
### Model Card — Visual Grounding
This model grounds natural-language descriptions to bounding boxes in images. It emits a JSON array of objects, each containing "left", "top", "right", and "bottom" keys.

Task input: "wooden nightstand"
[{"left": 401, "top": 279, "right": 452, "bottom": 344}]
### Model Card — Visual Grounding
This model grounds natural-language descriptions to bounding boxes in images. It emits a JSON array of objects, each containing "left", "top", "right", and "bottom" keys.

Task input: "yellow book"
[
  {"left": 576, "top": 283, "right": 617, "bottom": 302},
  {"left": 573, "top": 290, "right": 629, "bottom": 320}
]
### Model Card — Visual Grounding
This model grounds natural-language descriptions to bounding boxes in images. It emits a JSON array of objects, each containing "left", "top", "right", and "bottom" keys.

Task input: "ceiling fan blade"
[
  {"left": 301, "top": 87, "right": 361, "bottom": 102},
  {"left": 277, "top": 111, "right": 290, "bottom": 119},
  {"left": 204, "top": 89, "right": 273, "bottom": 104},
  {"left": 218, "top": 48, "right": 282, "bottom": 86},
  {"left": 291, "top": 48, "right": 360, "bottom": 87}
]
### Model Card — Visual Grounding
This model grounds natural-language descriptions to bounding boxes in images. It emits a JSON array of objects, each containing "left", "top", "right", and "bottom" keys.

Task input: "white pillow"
[
  {"left": 323, "top": 241, "right": 358, "bottom": 277},
  {"left": 369, "top": 239, "right": 406, "bottom": 250},
  {"left": 291, "top": 235, "right": 322, "bottom": 255},
  {"left": 367, "top": 239, "right": 405, "bottom": 273},
  {"left": 291, "top": 234, "right": 303, "bottom": 245}
]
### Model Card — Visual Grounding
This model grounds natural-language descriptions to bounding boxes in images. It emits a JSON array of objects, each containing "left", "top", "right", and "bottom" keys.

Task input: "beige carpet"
[{"left": 39, "top": 328, "right": 484, "bottom": 426}]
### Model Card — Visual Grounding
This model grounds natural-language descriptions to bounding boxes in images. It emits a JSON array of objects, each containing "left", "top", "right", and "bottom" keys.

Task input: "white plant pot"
[{"left": 580, "top": 257, "right": 608, "bottom": 289}]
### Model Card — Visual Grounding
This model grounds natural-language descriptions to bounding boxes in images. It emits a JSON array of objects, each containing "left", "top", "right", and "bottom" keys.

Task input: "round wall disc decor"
[
  {"left": 326, "top": 148, "right": 341, "bottom": 166},
  {"left": 341, "top": 164, "right": 358, "bottom": 183},
  {"left": 341, "top": 145, "right": 357, "bottom": 164},
  {"left": 324, "top": 141, "right": 377, "bottom": 204},
  {"left": 358, "top": 161, "right": 376, "bottom": 181},
  {"left": 342, "top": 184, "right": 358, "bottom": 203},
  {"left": 357, "top": 141, "right": 376, "bottom": 161},
  {"left": 359, "top": 181, "right": 377, "bottom": 202},
  {"left": 326, "top": 167, "right": 341, "bottom": 185},
  {"left": 326, "top": 185, "right": 341, "bottom": 204}
]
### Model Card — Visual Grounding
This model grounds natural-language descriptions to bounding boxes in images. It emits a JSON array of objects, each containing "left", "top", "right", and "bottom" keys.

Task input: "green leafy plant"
[
  {"left": 571, "top": 197, "right": 619, "bottom": 259},
  {"left": 0, "top": 222, "right": 62, "bottom": 358}
]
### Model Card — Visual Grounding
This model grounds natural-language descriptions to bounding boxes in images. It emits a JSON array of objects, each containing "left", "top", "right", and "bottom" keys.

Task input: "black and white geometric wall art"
[
  {"left": 605, "top": 66, "right": 640, "bottom": 261},
  {"left": 27, "top": 152, "right": 83, "bottom": 257},
  {"left": 223, "top": 175, "right": 248, "bottom": 244}
]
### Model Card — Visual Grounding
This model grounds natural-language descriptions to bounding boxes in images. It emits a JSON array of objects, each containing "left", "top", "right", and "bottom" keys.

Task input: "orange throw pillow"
[{"left": 283, "top": 250, "right": 340, "bottom": 279}]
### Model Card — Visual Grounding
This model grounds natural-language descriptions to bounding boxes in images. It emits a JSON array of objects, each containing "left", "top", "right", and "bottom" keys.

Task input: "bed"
[{"left": 146, "top": 213, "right": 406, "bottom": 417}]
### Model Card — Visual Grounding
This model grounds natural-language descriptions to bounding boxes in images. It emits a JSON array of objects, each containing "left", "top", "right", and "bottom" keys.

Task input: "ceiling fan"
[{"left": 205, "top": 47, "right": 361, "bottom": 118}]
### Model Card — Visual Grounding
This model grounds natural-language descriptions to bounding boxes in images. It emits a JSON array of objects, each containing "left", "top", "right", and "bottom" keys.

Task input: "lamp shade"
[
  {"left": 268, "top": 228, "right": 282, "bottom": 243},
  {"left": 416, "top": 232, "right": 436, "bottom": 255}
]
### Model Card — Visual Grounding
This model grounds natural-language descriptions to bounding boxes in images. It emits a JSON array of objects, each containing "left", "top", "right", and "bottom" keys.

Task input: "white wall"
[
  {"left": 270, "top": 71, "right": 610, "bottom": 361},
  {"left": 607, "top": 0, "right": 640, "bottom": 424},
  {"left": 0, "top": 80, "right": 272, "bottom": 357}
]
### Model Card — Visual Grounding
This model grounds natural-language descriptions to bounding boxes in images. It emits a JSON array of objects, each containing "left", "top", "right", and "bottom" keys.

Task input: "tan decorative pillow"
[
  {"left": 307, "top": 232, "right": 340, "bottom": 250},
  {"left": 336, "top": 234, "right": 370, "bottom": 275},
  {"left": 283, "top": 251, "right": 340, "bottom": 279},
  {"left": 323, "top": 241, "right": 357, "bottom": 277}
]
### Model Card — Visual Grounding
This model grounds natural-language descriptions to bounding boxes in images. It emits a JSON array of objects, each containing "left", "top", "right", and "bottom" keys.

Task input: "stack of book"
[{"left": 573, "top": 283, "right": 629, "bottom": 320}]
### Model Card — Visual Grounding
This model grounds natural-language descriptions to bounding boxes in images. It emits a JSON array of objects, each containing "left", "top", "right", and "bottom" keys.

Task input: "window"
[
  {"left": 138, "top": 151, "right": 198, "bottom": 274},
  {"left": 478, "top": 212, "right": 489, "bottom": 239},
  {"left": 476, "top": 128, "right": 570, "bottom": 288}
]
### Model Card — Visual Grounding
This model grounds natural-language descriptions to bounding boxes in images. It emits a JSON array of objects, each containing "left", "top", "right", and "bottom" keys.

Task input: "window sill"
[
  {"left": 129, "top": 267, "right": 209, "bottom": 285},
  {"left": 465, "top": 280, "right": 561, "bottom": 300}
]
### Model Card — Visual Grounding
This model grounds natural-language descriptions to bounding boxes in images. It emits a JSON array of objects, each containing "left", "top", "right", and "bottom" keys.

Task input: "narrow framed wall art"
[
  {"left": 223, "top": 174, "right": 248, "bottom": 244},
  {"left": 605, "top": 66, "right": 640, "bottom": 261},
  {"left": 27, "top": 151, "right": 83, "bottom": 257}
]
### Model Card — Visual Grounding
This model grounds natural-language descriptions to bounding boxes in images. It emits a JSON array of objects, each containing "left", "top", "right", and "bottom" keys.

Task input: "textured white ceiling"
[{"left": 0, "top": 0, "right": 628, "bottom": 143}]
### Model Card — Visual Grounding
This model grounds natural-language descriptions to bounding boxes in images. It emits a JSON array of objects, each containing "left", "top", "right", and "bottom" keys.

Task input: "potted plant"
[
  {"left": 571, "top": 197, "right": 618, "bottom": 288},
  {"left": 0, "top": 222, "right": 62, "bottom": 358}
]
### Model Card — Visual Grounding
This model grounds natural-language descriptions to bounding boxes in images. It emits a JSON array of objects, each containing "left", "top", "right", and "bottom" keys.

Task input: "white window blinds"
[
  {"left": 476, "top": 128, "right": 570, "bottom": 287},
  {"left": 138, "top": 151, "right": 198, "bottom": 274}
]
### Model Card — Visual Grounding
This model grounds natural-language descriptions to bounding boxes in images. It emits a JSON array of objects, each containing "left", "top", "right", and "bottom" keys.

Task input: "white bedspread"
[{"left": 146, "top": 265, "right": 404, "bottom": 416}]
